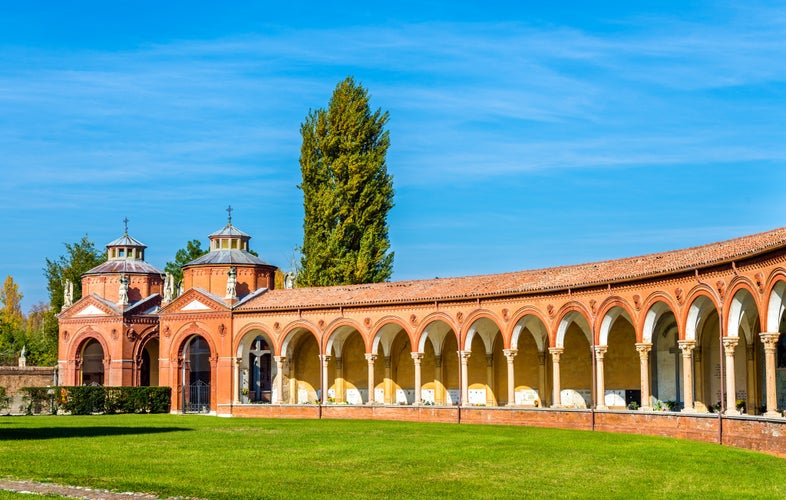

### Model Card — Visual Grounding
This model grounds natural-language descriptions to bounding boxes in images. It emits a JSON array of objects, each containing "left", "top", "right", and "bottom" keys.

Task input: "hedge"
[
  {"left": 19, "top": 386, "right": 171, "bottom": 415},
  {"left": 0, "top": 386, "right": 10, "bottom": 413}
]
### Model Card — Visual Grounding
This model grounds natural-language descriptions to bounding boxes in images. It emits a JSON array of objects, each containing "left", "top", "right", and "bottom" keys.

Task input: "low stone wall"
[
  {"left": 226, "top": 403, "right": 786, "bottom": 457},
  {"left": 0, "top": 366, "right": 57, "bottom": 414}
]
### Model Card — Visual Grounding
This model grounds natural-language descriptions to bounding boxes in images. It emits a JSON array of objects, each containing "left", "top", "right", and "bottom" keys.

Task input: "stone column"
[
  {"left": 233, "top": 357, "right": 241, "bottom": 404},
  {"left": 723, "top": 337, "right": 740, "bottom": 416},
  {"left": 635, "top": 343, "right": 653, "bottom": 411},
  {"left": 273, "top": 356, "right": 286, "bottom": 404},
  {"left": 746, "top": 343, "right": 756, "bottom": 414},
  {"left": 678, "top": 340, "right": 696, "bottom": 413},
  {"left": 594, "top": 346, "right": 608, "bottom": 410},
  {"left": 335, "top": 357, "right": 344, "bottom": 403},
  {"left": 485, "top": 353, "right": 495, "bottom": 406},
  {"left": 434, "top": 355, "right": 443, "bottom": 405},
  {"left": 503, "top": 349, "right": 518, "bottom": 406},
  {"left": 538, "top": 351, "right": 547, "bottom": 406},
  {"left": 459, "top": 351, "right": 471, "bottom": 406},
  {"left": 384, "top": 356, "right": 392, "bottom": 404},
  {"left": 549, "top": 347, "right": 564, "bottom": 408},
  {"left": 289, "top": 358, "right": 298, "bottom": 403},
  {"left": 320, "top": 354, "right": 331, "bottom": 405},
  {"left": 365, "top": 353, "right": 377, "bottom": 404},
  {"left": 760, "top": 332, "right": 781, "bottom": 417},
  {"left": 411, "top": 352, "right": 424, "bottom": 405}
]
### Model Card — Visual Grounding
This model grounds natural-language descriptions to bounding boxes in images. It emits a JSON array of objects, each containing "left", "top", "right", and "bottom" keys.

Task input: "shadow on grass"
[{"left": 0, "top": 426, "right": 192, "bottom": 440}]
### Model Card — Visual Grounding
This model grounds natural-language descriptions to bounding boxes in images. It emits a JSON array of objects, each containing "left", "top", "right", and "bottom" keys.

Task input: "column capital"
[
  {"left": 635, "top": 342, "right": 652, "bottom": 358},
  {"left": 549, "top": 347, "right": 564, "bottom": 362},
  {"left": 503, "top": 349, "right": 518, "bottom": 361},
  {"left": 364, "top": 353, "right": 377, "bottom": 362},
  {"left": 459, "top": 350, "right": 472, "bottom": 361},
  {"left": 410, "top": 352, "right": 424, "bottom": 363},
  {"left": 722, "top": 336, "right": 739, "bottom": 353},
  {"left": 760, "top": 332, "right": 781, "bottom": 349},
  {"left": 319, "top": 354, "right": 332, "bottom": 363},
  {"left": 594, "top": 345, "right": 607, "bottom": 358},
  {"left": 678, "top": 339, "right": 696, "bottom": 354},
  {"left": 273, "top": 355, "right": 286, "bottom": 363}
]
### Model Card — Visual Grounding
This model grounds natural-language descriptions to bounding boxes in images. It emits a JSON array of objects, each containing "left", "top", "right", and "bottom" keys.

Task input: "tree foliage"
[
  {"left": 164, "top": 239, "right": 207, "bottom": 285},
  {"left": 44, "top": 235, "right": 106, "bottom": 312},
  {"left": 298, "top": 77, "right": 394, "bottom": 287}
]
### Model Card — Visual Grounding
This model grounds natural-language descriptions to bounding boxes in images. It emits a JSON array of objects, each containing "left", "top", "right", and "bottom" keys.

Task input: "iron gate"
[{"left": 183, "top": 380, "right": 210, "bottom": 413}]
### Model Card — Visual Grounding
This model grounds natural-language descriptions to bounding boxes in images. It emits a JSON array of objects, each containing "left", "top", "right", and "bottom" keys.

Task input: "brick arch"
[
  {"left": 170, "top": 323, "right": 217, "bottom": 362},
  {"left": 553, "top": 302, "right": 592, "bottom": 348},
  {"left": 594, "top": 297, "right": 636, "bottom": 345},
  {"left": 371, "top": 317, "right": 413, "bottom": 356},
  {"left": 639, "top": 297, "right": 680, "bottom": 343},
  {"left": 638, "top": 292, "right": 680, "bottom": 340},
  {"left": 280, "top": 322, "right": 320, "bottom": 357},
  {"left": 508, "top": 307, "right": 549, "bottom": 353},
  {"left": 764, "top": 269, "right": 786, "bottom": 332},
  {"left": 681, "top": 286, "right": 720, "bottom": 342},
  {"left": 324, "top": 318, "right": 367, "bottom": 356},
  {"left": 70, "top": 327, "right": 110, "bottom": 364},
  {"left": 235, "top": 324, "right": 277, "bottom": 356},
  {"left": 723, "top": 279, "right": 761, "bottom": 342},
  {"left": 415, "top": 313, "right": 459, "bottom": 354},
  {"left": 461, "top": 310, "right": 504, "bottom": 352},
  {"left": 132, "top": 325, "right": 159, "bottom": 361}
]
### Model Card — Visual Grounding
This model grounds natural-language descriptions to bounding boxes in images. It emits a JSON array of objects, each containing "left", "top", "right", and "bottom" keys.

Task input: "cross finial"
[
  {"left": 123, "top": 216, "right": 129, "bottom": 234},
  {"left": 226, "top": 205, "right": 233, "bottom": 224}
]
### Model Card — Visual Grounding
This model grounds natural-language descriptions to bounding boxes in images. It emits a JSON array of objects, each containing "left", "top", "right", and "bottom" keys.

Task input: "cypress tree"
[{"left": 298, "top": 77, "right": 394, "bottom": 286}]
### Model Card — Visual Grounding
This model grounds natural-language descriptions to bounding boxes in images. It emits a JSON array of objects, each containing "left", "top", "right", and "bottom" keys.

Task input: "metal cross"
[
  {"left": 226, "top": 205, "right": 233, "bottom": 224},
  {"left": 123, "top": 216, "right": 129, "bottom": 234}
]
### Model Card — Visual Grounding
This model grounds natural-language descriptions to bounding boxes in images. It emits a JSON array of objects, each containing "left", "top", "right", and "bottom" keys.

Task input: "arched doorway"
[
  {"left": 182, "top": 335, "right": 211, "bottom": 413},
  {"left": 248, "top": 336, "right": 272, "bottom": 403},
  {"left": 80, "top": 339, "right": 104, "bottom": 386},
  {"left": 139, "top": 338, "right": 159, "bottom": 387}
]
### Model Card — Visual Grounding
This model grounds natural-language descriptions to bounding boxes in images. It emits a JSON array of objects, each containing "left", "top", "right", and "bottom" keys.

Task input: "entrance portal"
[
  {"left": 81, "top": 339, "right": 104, "bottom": 385},
  {"left": 182, "top": 336, "right": 211, "bottom": 413},
  {"left": 248, "top": 336, "right": 272, "bottom": 403}
]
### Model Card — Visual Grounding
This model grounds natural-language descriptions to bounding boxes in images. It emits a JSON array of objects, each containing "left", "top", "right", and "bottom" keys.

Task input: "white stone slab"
[
  {"left": 422, "top": 389, "right": 435, "bottom": 404},
  {"left": 604, "top": 390, "right": 626, "bottom": 407},
  {"left": 560, "top": 389, "right": 589, "bottom": 408},
  {"left": 446, "top": 389, "right": 460, "bottom": 405},
  {"left": 374, "top": 388, "right": 385, "bottom": 404},
  {"left": 468, "top": 388, "right": 486, "bottom": 405},
  {"left": 297, "top": 389, "right": 309, "bottom": 404},
  {"left": 346, "top": 388, "right": 364, "bottom": 405},
  {"left": 75, "top": 304, "right": 106, "bottom": 316},
  {"left": 515, "top": 389, "right": 539, "bottom": 406},
  {"left": 396, "top": 389, "right": 414, "bottom": 404}
]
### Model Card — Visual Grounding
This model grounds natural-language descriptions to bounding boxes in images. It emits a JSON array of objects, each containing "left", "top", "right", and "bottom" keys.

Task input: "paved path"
[{"left": 0, "top": 479, "right": 194, "bottom": 499}]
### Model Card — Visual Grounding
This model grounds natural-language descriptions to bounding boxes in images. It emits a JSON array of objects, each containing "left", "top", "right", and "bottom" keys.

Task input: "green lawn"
[{"left": 0, "top": 415, "right": 783, "bottom": 499}]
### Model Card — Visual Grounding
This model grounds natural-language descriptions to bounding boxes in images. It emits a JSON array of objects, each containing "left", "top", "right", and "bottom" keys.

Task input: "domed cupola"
[
  {"left": 181, "top": 207, "right": 278, "bottom": 301},
  {"left": 81, "top": 218, "right": 165, "bottom": 305}
]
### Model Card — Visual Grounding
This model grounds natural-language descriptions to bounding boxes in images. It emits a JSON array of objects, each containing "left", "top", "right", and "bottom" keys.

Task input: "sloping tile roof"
[
  {"left": 237, "top": 226, "right": 786, "bottom": 311},
  {"left": 106, "top": 233, "right": 147, "bottom": 248},
  {"left": 185, "top": 249, "right": 272, "bottom": 267},
  {"left": 209, "top": 223, "right": 250, "bottom": 238},
  {"left": 84, "top": 260, "right": 164, "bottom": 275}
]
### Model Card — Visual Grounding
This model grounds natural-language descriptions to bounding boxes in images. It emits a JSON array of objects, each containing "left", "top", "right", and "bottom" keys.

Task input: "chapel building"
[{"left": 58, "top": 218, "right": 786, "bottom": 426}]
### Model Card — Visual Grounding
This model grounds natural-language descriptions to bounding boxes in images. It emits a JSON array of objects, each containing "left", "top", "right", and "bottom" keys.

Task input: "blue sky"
[{"left": 2, "top": 1, "right": 785, "bottom": 310}]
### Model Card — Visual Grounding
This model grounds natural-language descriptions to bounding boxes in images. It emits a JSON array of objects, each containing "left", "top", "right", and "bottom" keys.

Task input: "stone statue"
[
  {"left": 118, "top": 274, "right": 129, "bottom": 306},
  {"left": 284, "top": 272, "right": 296, "bottom": 289},
  {"left": 163, "top": 273, "right": 175, "bottom": 303},
  {"left": 62, "top": 280, "right": 74, "bottom": 310},
  {"left": 19, "top": 345, "right": 26, "bottom": 368},
  {"left": 225, "top": 266, "right": 238, "bottom": 300}
]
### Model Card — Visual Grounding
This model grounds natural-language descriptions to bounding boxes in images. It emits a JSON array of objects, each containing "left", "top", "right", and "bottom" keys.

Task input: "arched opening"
[
  {"left": 80, "top": 339, "right": 104, "bottom": 386},
  {"left": 139, "top": 338, "right": 159, "bottom": 387},
  {"left": 603, "top": 312, "right": 638, "bottom": 409},
  {"left": 557, "top": 312, "right": 592, "bottom": 408},
  {"left": 511, "top": 315, "right": 549, "bottom": 407},
  {"left": 248, "top": 336, "right": 272, "bottom": 403},
  {"left": 464, "top": 317, "right": 504, "bottom": 406},
  {"left": 651, "top": 310, "right": 681, "bottom": 408},
  {"left": 373, "top": 324, "right": 413, "bottom": 404},
  {"left": 326, "top": 327, "right": 367, "bottom": 404},
  {"left": 418, "top": 320, "right": 459, "bottom": 405},
  {"left": 285, "top": 329, "right": 320, "bottom": 404},
  {"left": 181, "top": 335, "right": 211, "bottom": 413}
]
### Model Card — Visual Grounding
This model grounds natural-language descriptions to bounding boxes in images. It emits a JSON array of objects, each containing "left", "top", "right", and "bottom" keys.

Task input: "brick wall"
[{"left": 0, "top": 366, "right": 57, "bottom": 414}]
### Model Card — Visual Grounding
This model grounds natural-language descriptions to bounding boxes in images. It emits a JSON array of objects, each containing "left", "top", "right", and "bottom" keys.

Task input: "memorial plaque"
[
  {"left": 374, "top": 388, "right": 385, "bottom": 404},
  {"left": 422, "top": 389, "right": 435, "bottom": 404},
  {"left": 604, "top": 389, "right": 625, "bottom": 407},
  {"left": 447, "top": 389, "right": 460, "bottom": 405},
  {"left": 468, "top": 388, "right": 486, "bottom": 405},
  {"left": 346, "top": 388, "right": 364, "bottom": 405},
  {"left": 515, "top": 389, "right": 539, "bottom": 406},
  {"left": 298, "top": 389, "right": 309, "bottom": 404}
]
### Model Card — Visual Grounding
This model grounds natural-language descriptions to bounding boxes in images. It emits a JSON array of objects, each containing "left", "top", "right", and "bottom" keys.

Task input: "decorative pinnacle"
[
  {"left": 226, "top": 205, "right": 233, "bottom": 225},
  {"left": 123, "top": 216, "right": 129, "bottom": 235}
]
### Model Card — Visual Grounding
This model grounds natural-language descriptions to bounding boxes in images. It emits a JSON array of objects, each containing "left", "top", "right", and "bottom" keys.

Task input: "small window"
[
  {"left": 231, "top": 239, "right": 238, "bottom": 249},
  {"left": 118, "top": 249, "right": 125, "bottom": 257}
]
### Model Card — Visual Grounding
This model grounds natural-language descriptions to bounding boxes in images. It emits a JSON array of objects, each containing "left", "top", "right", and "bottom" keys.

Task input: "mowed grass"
[{"left": 0, "top": 415, "right": 784, "bottom": 499}]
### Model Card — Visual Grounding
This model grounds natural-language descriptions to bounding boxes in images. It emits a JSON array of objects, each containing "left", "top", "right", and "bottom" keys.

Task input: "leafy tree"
[
  {"left": 44, "top": 235, "right": 106, "bottom": 312},
  {"left": 0, "top": 275, "right": 25, "bottom": 364},
  {"left": 165, "top": 239, "right": 207, "bottom": 285},
  {"left": 38, "top": 235, "right": 106, "bottom": 365},
  {"left": 24, "top": 302, "right": 57, "bottom": 366},
  {"left": 298, "top": 76, "right": 394, "bottom": 286}
]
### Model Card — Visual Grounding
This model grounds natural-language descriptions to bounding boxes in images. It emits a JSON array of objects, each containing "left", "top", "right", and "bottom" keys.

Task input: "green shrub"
[
  {"left": 19, "top": 386, "right": 171, "bottom": 415},
  {"left": 0, "top": 386, "right": 10, "bottom": 413},
  {"left": 20, "top": 387, "right": 57, "bottom": 415}
]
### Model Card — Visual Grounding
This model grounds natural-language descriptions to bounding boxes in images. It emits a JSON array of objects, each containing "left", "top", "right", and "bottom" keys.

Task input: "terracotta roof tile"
[{"left": 237, "top": 226, "right": 786, "bottom": 311}]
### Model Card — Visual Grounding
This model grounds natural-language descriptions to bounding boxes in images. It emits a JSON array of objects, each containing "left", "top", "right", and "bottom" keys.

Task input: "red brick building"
[{"left": 58, "top": 218, "right": 786, "bottom": 453}]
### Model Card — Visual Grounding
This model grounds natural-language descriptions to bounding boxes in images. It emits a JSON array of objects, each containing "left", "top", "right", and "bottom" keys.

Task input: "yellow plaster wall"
[
  {"left": 562, "top": 324, "right": 591, "bottom": 390},
  {"left": 605, "top": 320, "right": 638, "bottom": 389},
  {"left": 514, "top": 329, "right": 542, "bottom": 401},
  {"left": 698, "top": 312, "right": 721, "bottom": 410},
  {"left": 293, "top": 335, "right": 320, "bottom": 402}
]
